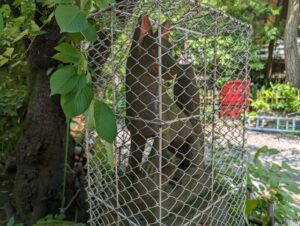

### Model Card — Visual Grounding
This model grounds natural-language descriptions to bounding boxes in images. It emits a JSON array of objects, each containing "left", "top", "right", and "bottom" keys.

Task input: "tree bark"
[
  {"left": 284, "top": 0, "right": 300, "bottom": 88},
  {"left": 14, "top": 71, "right": 66, "bottom": 225}
]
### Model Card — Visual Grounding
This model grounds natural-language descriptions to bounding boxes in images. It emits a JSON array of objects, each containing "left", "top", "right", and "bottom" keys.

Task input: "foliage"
[
  {"left": 0, "top": 0, "right": 37, "bottom": 67},
  {"left": 202, "top": 0, "right": 286, "bottom": 79},
  {"left": 0, "top": 66, "right": 27, "bottom": 160},
  {"left": 55, "top": 5, "right": 89, "bottom": 33},
  {"left": 48, "top": 1, "right": 117, "bottom": 144},
  {"left": 251, "top": 83, "right": 300, "bottom": 114},
  {"left": 187, "top": 35, "right": 249, "bottom": 87},
  {"left": 1, "top": 0, "right": 118, "bottom": 144},
  {"left": 0, "top": 0, "right": 36, "bottom": 160},
  {"left": 0, "top": 0, "right": 33, "bottom": 159},
  {"left": 246, "top": 146, "right": 300, "bottom": 225}
]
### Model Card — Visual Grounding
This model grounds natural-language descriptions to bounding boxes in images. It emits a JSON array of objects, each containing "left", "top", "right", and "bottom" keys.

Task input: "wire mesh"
[{"left": 83, "top": 1, "right": 253, "bottom": 225}]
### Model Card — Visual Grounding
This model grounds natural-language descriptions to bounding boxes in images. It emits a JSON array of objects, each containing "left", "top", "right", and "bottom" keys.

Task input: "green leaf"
[
  {"left": 245, "top": 199, "right": 260, "bottom": 215},
  {"left": 0, "top": 11, "right": 3, "bottom": 32},
  {"left": 0, "top": 55, "right": 9, "bottom": 67},
  {"left": 13, "top": 29, "right": 29, "bottom": 42},
  {"left": 95, "top": 0, "right": 115, "bottom": 8},
  {"left": 61, "top": 77, "right": 93, "bottom": 119},
  {"left": 94, "top": 100, "right": 117, "bottom": 143},
  {"left": 81, "top": 24, "right": 97, "bottom": 43},
  {"left": 254, "top": 146, "right": 279, "bottom": 159},
  {"left": 3, "top": 48, "right": 14, "bottom": 58},
  {"left": 53, "top": 43, "right": 82, "bottom": 63},
  {"left": 269, "top": 177, "right": 279, "bottom": 188},
  {"left": 67, "top": 33, "right": 84, "bottom": 43},
  {"left": 55, "top": 5, "right": 88, "bottom": 33},
  {"left": 262, "top": 215, "right": 269, "bottom": 226},
  {"left": 50, "top": 66, "right": 78, "bottom": 95}
]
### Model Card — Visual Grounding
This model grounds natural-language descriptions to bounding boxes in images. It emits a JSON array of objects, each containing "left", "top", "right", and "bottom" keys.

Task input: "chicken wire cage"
[{"left": 83, "top": 0, "right": 253, "bottom": 225}]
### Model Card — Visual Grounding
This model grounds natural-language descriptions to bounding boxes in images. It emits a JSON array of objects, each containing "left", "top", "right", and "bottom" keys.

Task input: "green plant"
[
  {"left": 246, "top": 146, "right": 300, "bottom": 225},
  {"left": 0, "top": 66, "right": 27, "bottom": 160},
  {"left": 251, "top": 83, "right": 300, "bottom": 114},
  {"left": 250, "top": 98, "right": 270, "bottom": 112}
]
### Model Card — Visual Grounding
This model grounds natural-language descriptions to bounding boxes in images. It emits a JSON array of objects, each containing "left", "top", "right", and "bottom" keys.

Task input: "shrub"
[
  {"left": 246, "top": 146, "right": 300, "bottom": 225},
  {"left": 250, "top": 83, "right": 300, "bottom": 114}
]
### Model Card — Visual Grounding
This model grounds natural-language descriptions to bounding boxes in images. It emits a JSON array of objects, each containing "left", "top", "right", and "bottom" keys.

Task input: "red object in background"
[{"left": 220, "top": 80, "right": 250, "bottom": 118}]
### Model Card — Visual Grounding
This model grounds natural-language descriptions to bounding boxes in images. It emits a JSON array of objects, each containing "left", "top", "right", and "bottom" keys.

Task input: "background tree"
[
  {"left": 265, "top": 0, "right": 288, "bottom": 81},
  {"left": 284, "top": 0, "right": 300, "bottom": 88}
]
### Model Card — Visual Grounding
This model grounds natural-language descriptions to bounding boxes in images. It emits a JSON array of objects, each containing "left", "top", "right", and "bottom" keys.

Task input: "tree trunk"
[
  {"left": 265, "top": 0, "right": 288, "bottom": 81},
  {"left": 14, "top": 70, "right": 66, "bottom": 225},
  {"left": 13, "top": 15, "right": 85, "bottom": 225},
  {"left": 284, "top": 0, "right": 300, "bottom": 88}
]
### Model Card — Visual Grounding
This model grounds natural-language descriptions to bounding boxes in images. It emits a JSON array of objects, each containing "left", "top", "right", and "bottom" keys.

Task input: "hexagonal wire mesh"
[{"left": 83, "top": 0, "right": 253, "bottom": 225}]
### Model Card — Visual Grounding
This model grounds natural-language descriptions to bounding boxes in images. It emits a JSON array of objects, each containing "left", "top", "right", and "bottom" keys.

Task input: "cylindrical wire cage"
[{"left": 83, "top": 1, "right": 253, "bottom": 225}]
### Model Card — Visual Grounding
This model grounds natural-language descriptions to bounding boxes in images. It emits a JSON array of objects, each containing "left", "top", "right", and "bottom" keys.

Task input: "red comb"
[{"left": 139, "top": 16, "right": 153, "bottom": 44}]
